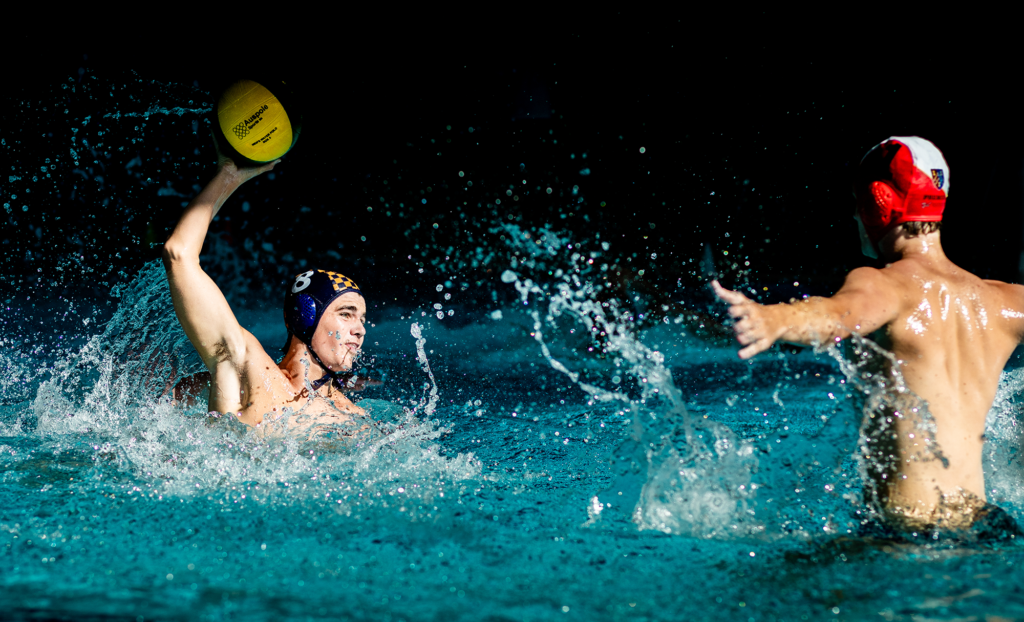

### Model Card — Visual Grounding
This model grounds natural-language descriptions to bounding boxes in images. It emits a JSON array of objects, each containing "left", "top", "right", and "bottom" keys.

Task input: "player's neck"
[
  {"left": 884, "top": 231, "right": 945, "bottom": 262},
  {"left": 280, "top": 340, "right": 328, "bottom": 389}
]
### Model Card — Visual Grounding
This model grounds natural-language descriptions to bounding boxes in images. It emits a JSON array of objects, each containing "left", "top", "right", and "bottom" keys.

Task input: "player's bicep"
[
  {"left": 828, "top": 268, "right": 902, "bottom": 336},
  {"left": 163, "top": 254, "right": 247, "bottom": 370}
]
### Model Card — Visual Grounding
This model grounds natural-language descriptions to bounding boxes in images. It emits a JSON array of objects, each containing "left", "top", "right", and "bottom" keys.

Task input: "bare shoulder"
[
  {"left": 845, "top": 265, "right": 894, "bottom": 284},
  {"left": 982, "top": 278, "right": 1024, "bottom": 295},
  {"left": 974, "top": 279, "right": 1024, "bottom": 344},
  {"left": 982, "top": 279, "right": 1024, "bottom": 313},
  {"left": 839, "top": 265, "right": 906, "bottom": 299}
]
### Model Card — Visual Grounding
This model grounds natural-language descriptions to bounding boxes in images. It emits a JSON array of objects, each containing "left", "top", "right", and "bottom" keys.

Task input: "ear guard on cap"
[
  {"left": 291, "top": 294, "right": 319, "bottom": 336},
  {"left": 856, "top": 180, "right": 903, "bottom": 239}
]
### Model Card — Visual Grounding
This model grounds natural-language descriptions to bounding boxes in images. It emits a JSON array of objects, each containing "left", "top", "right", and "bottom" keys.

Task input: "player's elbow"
[
  {"left": 162, "top": 241, "right": 194, "bottom": 270},
  {"left": 830, "top": 327, "right": 853, "bottom": 345}
]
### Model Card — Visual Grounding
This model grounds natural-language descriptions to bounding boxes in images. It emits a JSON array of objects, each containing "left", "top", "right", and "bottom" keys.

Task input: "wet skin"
[
  {"left": 714, "top": 227, "right": 1024, "bottom": 523},
  {"left": 163, "top": 158, "right": 367, "bottom": 431}
]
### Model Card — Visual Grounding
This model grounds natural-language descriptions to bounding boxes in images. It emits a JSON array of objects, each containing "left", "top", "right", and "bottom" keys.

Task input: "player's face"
[{"left": 311, "top": 292, "right": 367, "bottom": 371}]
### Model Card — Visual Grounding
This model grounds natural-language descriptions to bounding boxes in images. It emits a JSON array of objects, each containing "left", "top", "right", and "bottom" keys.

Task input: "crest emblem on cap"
[{"left": 931, "top": 169, "right": 945, "bottom": 189}]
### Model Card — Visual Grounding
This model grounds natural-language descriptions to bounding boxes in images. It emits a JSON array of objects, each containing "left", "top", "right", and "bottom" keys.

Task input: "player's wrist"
[
  {"left": 214, "top": 162, "right": 243, "bottom": 183},
  {"left": 764, "top": 307, "right": 793, "bottom": 344}
]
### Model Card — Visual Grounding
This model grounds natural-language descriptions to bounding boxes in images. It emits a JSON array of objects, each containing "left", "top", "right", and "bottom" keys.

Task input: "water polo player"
[
  {"left": 715, "top": 136, "right": 1024, "bottom": 539},
  {"left": 162, "top": 152, "right": 369, "bottom": 431}
]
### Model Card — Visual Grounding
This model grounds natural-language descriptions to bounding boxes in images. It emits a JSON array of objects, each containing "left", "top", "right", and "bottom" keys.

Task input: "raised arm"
[
  {"left": 162, "top": 157, "right": 277, "bottom": 372},
  {"left": 712, "top": 267, "right": 903, "bottom": 359}
]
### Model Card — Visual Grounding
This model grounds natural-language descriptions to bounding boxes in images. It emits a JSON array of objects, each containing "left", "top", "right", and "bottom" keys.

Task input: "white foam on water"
[
  {"left": 26, "top": 262, "right": 481, "bottom": 505},
  {"left": 983, "top": 366, "right": 1024, "bottom": 516}
]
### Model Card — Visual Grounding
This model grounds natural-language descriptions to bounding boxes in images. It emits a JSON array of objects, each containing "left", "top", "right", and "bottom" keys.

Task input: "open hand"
[
  {"left": 212, "top": 130, "right": 280, "bottom": 185},
  {"left": 217, "top": 153, "right": 279, "bottom": 186},
  {"left": 712, "top": 280, "right": 779, "bottom": 359}
]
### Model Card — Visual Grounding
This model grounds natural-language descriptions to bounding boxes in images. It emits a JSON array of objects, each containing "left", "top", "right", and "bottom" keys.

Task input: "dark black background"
[{"left": 4, "top": 18, "right": 1020, "bottom": 313}]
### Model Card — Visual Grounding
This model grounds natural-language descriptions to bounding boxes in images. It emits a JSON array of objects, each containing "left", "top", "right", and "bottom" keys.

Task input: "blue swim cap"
[{"left": 283, "top": 269, "right": 362, "bottom": 349}]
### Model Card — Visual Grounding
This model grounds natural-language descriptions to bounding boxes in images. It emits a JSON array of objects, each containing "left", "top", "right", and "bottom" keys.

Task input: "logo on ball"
[{"left": 232, "top": 121, "right": 249, "bottom": 139}]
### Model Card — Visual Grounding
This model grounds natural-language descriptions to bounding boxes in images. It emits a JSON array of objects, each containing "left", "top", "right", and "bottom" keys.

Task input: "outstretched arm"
[
  {"left": 162, "top": 156, "right": 277, "bottom": 373},
  {"left": 712, "top": 267, "right": 903, "bottom": 359}
]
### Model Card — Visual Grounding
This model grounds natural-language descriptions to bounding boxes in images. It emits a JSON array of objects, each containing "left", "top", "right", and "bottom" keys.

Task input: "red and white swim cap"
[{"left": 856, "top": 136, "right": 950, "bottom": 242}]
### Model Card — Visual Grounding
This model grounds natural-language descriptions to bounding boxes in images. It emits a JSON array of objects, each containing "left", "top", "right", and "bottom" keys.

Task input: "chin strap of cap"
[
  {"left": 292, "top": 334, "right": 353, "bottom": 392},
  {"left": 310, "top": 371, "right": 352, "bottom": 392}
]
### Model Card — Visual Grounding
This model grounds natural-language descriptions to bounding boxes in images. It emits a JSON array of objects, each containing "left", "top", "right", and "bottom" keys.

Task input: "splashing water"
[
  {"left": 410, "top": 322, "right": 440, "bottom": 418},
  {"left": 825, "top": 334, "right": 950, "bottom": 514},
  {"left": 102, "top": 105, "right": 213, "bottom": 120},
  {"left": 499, "top": 228, "right": 760, "bottom": 538},
  {"left": 983, "top": 366, "right": 1024, "bottom": 512},
  {"left": 9, "top": 69, "right": 1024, "bottom": 622},
  {"left": 23, "top": 261, "right": 480, "bottom": 503}
]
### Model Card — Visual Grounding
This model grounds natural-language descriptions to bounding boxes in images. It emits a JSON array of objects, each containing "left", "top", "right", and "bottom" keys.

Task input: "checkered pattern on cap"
[{"left": 319, "top": 270, "right": 360, "bottom": 293}]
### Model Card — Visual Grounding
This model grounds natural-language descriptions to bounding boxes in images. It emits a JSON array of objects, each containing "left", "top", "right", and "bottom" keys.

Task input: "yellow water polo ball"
[{"left": 216, "top": 79, "right": 296, "bottom": 163}]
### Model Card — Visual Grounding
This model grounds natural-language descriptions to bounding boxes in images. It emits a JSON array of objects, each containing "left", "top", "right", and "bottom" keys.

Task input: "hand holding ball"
[{"left": 214, "top": 79, "right": 300, "bottom": 165}]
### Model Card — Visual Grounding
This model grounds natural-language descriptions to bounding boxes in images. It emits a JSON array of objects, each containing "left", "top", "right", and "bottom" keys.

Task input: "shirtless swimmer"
[
  {"left": 163, "top": 154, "right": 368, "bottom": 432},
  {"left": 714, "top": 136, "right": 1024, "bottom": 536}
]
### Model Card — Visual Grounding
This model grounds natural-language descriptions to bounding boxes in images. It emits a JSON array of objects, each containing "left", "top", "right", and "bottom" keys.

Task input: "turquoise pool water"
[
  {"left": 5, "top": 67, "right": 1024, "bottom": 622},
  {"left": 4, "top": 254, "right": 1024, "bottom": 621}
]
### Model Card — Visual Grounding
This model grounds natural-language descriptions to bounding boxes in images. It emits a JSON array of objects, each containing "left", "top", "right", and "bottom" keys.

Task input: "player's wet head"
[
  {"left": 284, "top": 269, "right": 364, "bottom": 387},
  {"left": 854, "top": 136, "right": 950, "bottom": 243}
]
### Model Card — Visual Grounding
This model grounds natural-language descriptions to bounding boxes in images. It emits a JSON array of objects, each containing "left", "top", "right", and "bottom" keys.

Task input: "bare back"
[
  {"left": 869, "top": 254, "right": 1024, "bottom": 513},
  {"left": 715, "top": 232, "right": 1024, "bottom": 525}
]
